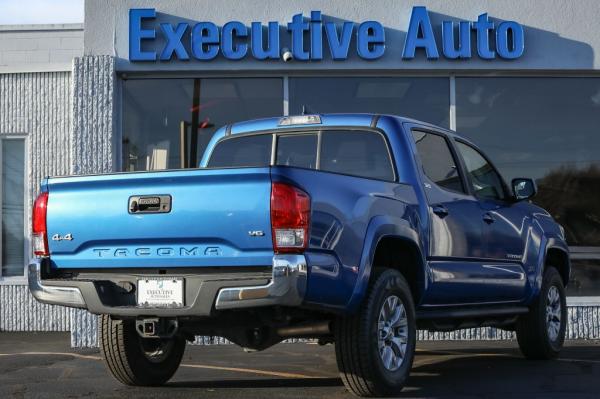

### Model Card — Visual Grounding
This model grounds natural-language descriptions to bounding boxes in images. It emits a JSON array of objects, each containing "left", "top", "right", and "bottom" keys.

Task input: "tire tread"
[{"left": 335, "top": 268, "right": 415, "bottom": 397}]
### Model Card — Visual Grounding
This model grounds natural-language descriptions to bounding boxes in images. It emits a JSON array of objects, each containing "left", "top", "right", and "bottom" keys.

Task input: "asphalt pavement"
[{"left": 0, "top": 332, "right": 599, "bottom": 398}]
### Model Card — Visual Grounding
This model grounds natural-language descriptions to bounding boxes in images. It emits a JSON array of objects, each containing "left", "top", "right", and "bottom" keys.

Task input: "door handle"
[
  {"left": 483, "top": 212, "right": 495, "bottom": 224},
  {"left": 432, "top": 205, "right": 449, "bottom": 218}
]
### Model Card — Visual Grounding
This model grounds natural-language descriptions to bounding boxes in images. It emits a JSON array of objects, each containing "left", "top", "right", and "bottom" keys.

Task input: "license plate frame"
[{"left": 137, "top": 278, "right": 184, "bottom": 308}]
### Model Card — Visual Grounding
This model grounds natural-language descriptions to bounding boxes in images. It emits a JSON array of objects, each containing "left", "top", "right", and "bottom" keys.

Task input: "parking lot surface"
[{"left": 0, "top": 332, "right": 599, "bottom": 398}]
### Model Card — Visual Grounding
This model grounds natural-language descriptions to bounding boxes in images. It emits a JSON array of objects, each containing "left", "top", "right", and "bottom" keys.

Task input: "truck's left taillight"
[
  {"left": 32, "top": 191, "right": 49, "bottom": 257},
  {"left": 271, "top": 182, "right": 311, "bottom": 253}
]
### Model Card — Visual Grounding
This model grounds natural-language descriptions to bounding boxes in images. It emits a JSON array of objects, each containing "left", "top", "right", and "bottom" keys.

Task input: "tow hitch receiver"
[{"left": 135, "top": 318, "right": 178, "bottom": 338}]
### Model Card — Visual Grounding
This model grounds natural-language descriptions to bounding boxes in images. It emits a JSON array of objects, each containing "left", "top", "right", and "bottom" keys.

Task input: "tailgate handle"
[{"left": 129, "top": 195, "right": 172, "bottom": 214}]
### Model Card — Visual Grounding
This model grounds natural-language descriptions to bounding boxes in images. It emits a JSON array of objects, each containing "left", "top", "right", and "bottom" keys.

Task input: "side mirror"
[{"left": 512, "top": 178, "right": 537, "bottom": 201}]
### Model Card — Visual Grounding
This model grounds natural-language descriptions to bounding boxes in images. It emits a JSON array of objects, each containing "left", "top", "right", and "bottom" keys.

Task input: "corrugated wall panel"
[
  {"left": 71, "top": 55, "right": 114, "bottom": 175},
  {"left": 0, "top": 71, "right": 72, "bottom": 332}
]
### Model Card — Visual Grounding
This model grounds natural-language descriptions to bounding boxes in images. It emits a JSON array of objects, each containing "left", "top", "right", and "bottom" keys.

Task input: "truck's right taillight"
[
  {"left": 32, "top": 191, "right": 49, "bottom": 257},
  {"left": 270, "top": 182, "right": 310, "bottom": 253}
]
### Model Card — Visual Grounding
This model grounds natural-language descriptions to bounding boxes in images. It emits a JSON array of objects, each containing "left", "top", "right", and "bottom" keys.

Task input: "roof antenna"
[{"left": 302, "top": 105, "right": 315, "bottom": 115}]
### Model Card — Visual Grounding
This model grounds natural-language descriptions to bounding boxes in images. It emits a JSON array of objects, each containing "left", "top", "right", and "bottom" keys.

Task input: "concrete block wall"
[{"left": 0, "top": 24, "right": 83, "bottom": 72}]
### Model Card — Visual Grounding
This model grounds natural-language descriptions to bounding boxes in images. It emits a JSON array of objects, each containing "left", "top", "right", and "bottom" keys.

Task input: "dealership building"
[{"left": 1, "top": 0, "right": 599, "bottom": 346}]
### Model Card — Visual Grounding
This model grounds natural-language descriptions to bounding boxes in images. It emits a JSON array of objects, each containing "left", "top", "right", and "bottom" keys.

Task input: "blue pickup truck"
[{"left": 29, "top": 114, "right": 570, "bottom": 396}]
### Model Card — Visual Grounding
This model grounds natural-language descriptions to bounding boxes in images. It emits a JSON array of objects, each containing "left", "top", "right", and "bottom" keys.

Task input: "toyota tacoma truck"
[{"left": 29, "top": 114, "right": 570, "bottom": 397}]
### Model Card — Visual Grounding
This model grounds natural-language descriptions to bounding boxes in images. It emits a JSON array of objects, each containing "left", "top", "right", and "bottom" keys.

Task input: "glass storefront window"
[
  {"left": 1, "top": 138, "right": 25, "bottom": 278},
  {"left": 567, "top": 259, "right": 600, "bottom": 297},
  {"left": 289, "top": 77, "right": 450, "bottom": 128},
  {"left": 122, "top": 78, "right": 283, "bottom": 171},
  {"left": 456, "top": 77, "right": 600, "bottom": 248}
]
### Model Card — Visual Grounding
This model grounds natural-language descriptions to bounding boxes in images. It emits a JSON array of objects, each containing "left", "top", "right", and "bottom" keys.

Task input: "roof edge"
[{"left": 0, "top": 23, "right": 84, "bottom": 32}]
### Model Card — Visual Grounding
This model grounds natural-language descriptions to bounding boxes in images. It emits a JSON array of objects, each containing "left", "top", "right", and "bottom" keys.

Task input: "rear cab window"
[
  {"left": 207, "top": 129, "right": 395, "bottom": 181},
  {"left": 206, "top": 134, "right": 272, "bottom": 168}
]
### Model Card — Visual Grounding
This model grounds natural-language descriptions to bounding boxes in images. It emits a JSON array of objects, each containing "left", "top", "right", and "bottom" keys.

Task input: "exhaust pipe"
[{"left": 276, "top": 321, "right": 331, "bottom": 338}]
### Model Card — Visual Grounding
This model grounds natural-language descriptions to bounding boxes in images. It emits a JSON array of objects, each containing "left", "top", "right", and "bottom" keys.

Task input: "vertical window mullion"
[
  {"left": 449, "top": 75, "right": 457, "bottom": 131},
  {"left": 283, "top": 75, "right": 289, "bottom": 116}
]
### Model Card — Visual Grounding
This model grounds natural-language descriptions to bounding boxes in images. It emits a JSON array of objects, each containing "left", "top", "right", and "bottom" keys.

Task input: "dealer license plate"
[{"left": 137, "top": 278, "right": 184, "bottom": 308}]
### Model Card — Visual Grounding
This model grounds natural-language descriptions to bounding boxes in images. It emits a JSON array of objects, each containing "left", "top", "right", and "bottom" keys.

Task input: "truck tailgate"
[{"left": 45, "top": 168, "right": 273, "bottom": 269}]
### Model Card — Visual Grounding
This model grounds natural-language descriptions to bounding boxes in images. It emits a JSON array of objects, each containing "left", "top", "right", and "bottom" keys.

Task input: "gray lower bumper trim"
[
  {"left": 28, "top": 261, "right": 86, "bottom": 308},
  {"left": 215, "top": 254, "right": 307, "bottom": 310}
]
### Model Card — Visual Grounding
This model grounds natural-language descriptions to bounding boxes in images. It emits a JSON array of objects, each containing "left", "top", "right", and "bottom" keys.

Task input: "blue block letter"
[
  {"left": 442, "top": 21, "right": 471, "bottom": 59},
  {"left": 251, "top": 22, "right": 280, "bottom": 60},
  {"left": 129, "top": 8, "right": 156, "bottom": 61},
  {"left": 222, "top": 21, "right": 248, "bottom": 60},
  {"left": 310, "top": 11, "right": 323, "bottom": 60},
  {"left": 288, "top": 13, "right": 309, "bottom": 61},
  {"left": 402, "top": 6, "right": 439, "bottom": 59},
  {"left": 357, "top": 21, "right": 385, "bottom": 59},
  {"left": 472, "top": 13, "right": 495, "bottom": 59},
  {"left": 159, "top": 23, "right": 189, "bottom": 60},
  {"left": 191, "top": 22, "right": 220, "bottom": 60},
  {"left": 325, "top": 22, "right": 354, "bottom": 60},
  {"left": 496, "top": 21, "right": 524, "bottom": 59}
]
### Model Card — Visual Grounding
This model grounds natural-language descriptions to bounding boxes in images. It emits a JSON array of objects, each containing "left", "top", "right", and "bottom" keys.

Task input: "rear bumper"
[
  {"left": 28, "top": 255, "right": 307, "bottom": 317},
  {"left": 28, "top": 260, "right": 87, "bottom": 308}
]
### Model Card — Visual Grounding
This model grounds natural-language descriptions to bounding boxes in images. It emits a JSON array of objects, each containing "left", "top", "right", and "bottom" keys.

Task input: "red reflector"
[
  {"left": 270, "top": 182, "right": 310, "bottom": 253},
  {"left": 32, "top": 192, "right": 49, "bottom": 257}
]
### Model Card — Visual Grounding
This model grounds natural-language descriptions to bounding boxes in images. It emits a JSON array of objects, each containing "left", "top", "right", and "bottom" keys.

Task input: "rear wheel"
[
  {"left": 335, "top": 268, "right": 416, "bottom": 397},
  {"left": 516, "top": 266, "right": 567, "bottom": 359},
  {"left": 99, "top": 315, "right": 186, "bottom": 386}
]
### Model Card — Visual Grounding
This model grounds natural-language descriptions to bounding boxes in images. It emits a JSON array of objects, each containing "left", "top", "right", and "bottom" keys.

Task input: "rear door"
[{"left": 410, "top": 129, "right": 487, "bottom": 305}]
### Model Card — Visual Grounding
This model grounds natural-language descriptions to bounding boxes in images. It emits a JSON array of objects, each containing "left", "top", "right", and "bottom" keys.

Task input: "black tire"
[
  {"left": 516, "top": 266, "right": 567, "bottom": 359},
  {"left": 334, "top": 268, "right": 416, "bottom": 397},
  {"left": 99, "top": 315, "right": 186, "bottom": 386}
]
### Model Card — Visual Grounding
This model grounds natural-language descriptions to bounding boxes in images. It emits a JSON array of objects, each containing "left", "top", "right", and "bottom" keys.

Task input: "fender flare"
[
  {"left": 345, "top": 215, "right": 426, "bottom": 312},
  {"left": 527, "top": 234, "right": 570, "bottom": 302}
]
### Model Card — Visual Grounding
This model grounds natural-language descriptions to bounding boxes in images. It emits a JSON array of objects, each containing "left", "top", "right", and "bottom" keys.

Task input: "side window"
[
  {"left": 276, "top": 134, "right": 318, "bottom": 169},
  {"left": 320, "top": 130, "right": 395, "bottom": 181},
  {"left": 456, "top": 141, "right": 505, "bottom": 201},
  {"left": 411, "top": 130, "right": 464, "bottom": 193},
  {"left": 1, "top": 138, "right": 26, "bottom": 279},
  {"left": 207, "top": 134, "right": 272, "bottom": 168}
]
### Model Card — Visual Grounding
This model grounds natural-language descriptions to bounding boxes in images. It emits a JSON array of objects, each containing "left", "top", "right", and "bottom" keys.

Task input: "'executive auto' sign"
[{"left": 129, "top": 6, "right": 525, "bottom": 62}]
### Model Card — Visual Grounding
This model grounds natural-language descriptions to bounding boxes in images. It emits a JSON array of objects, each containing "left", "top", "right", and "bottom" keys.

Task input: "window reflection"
[
  {"left": 289, "top": 77, "right": 450, "bottom": 128},
  {"left": 456, "top": 78, "right": 600, "bottom": 247},
  {"left": 567, "top": 259, "right": 600, "bottom": 297},
  {"left": 122, "top": 78, "right": 283, "bottom": 171}
]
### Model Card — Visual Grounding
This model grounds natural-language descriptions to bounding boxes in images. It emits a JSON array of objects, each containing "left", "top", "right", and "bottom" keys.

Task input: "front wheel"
[
  {"left": 516, "top": 266, "right": 567, "bottom": 359},
  {"left": 99, "top": 315, "right": 186, "bottom": 386},
  {"left": 335, "top": 268, "right": 416, "bottom": 397}
]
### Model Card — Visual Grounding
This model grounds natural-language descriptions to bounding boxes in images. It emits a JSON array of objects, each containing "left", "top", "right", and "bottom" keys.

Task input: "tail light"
[
  {"left": 270, "top": 182, "right": 310, "bottom": 253},
  {"left": 32, "top": 192, "right": 49, "bottom": 257}
]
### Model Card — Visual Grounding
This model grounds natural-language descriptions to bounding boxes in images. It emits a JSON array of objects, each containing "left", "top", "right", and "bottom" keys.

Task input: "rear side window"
[
  {"left": 320, "top": 131, "right": 395, "bottom": 181},
  {"left": 207, "top": 134, "right": 272, "bottom": 168},
  {"left": 276, "top": 134, "right": 318, "bottom": 169},
  {"left": 412, "top": 130, "right": 464, "bottom": 193}
]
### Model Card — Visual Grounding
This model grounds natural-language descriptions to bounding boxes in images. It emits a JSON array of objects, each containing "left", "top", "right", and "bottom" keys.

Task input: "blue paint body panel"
[
  {"left": 42, "top": 113, "right": 569, "bottom": 314},
  {"left": 46, "top": 168, "right": 274, "bottom": 269}
]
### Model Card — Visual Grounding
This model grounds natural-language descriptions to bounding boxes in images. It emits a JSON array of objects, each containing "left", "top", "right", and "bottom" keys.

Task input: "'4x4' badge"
[{"left": 52, "top": 233, "right": 73, "bottom": 241}]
